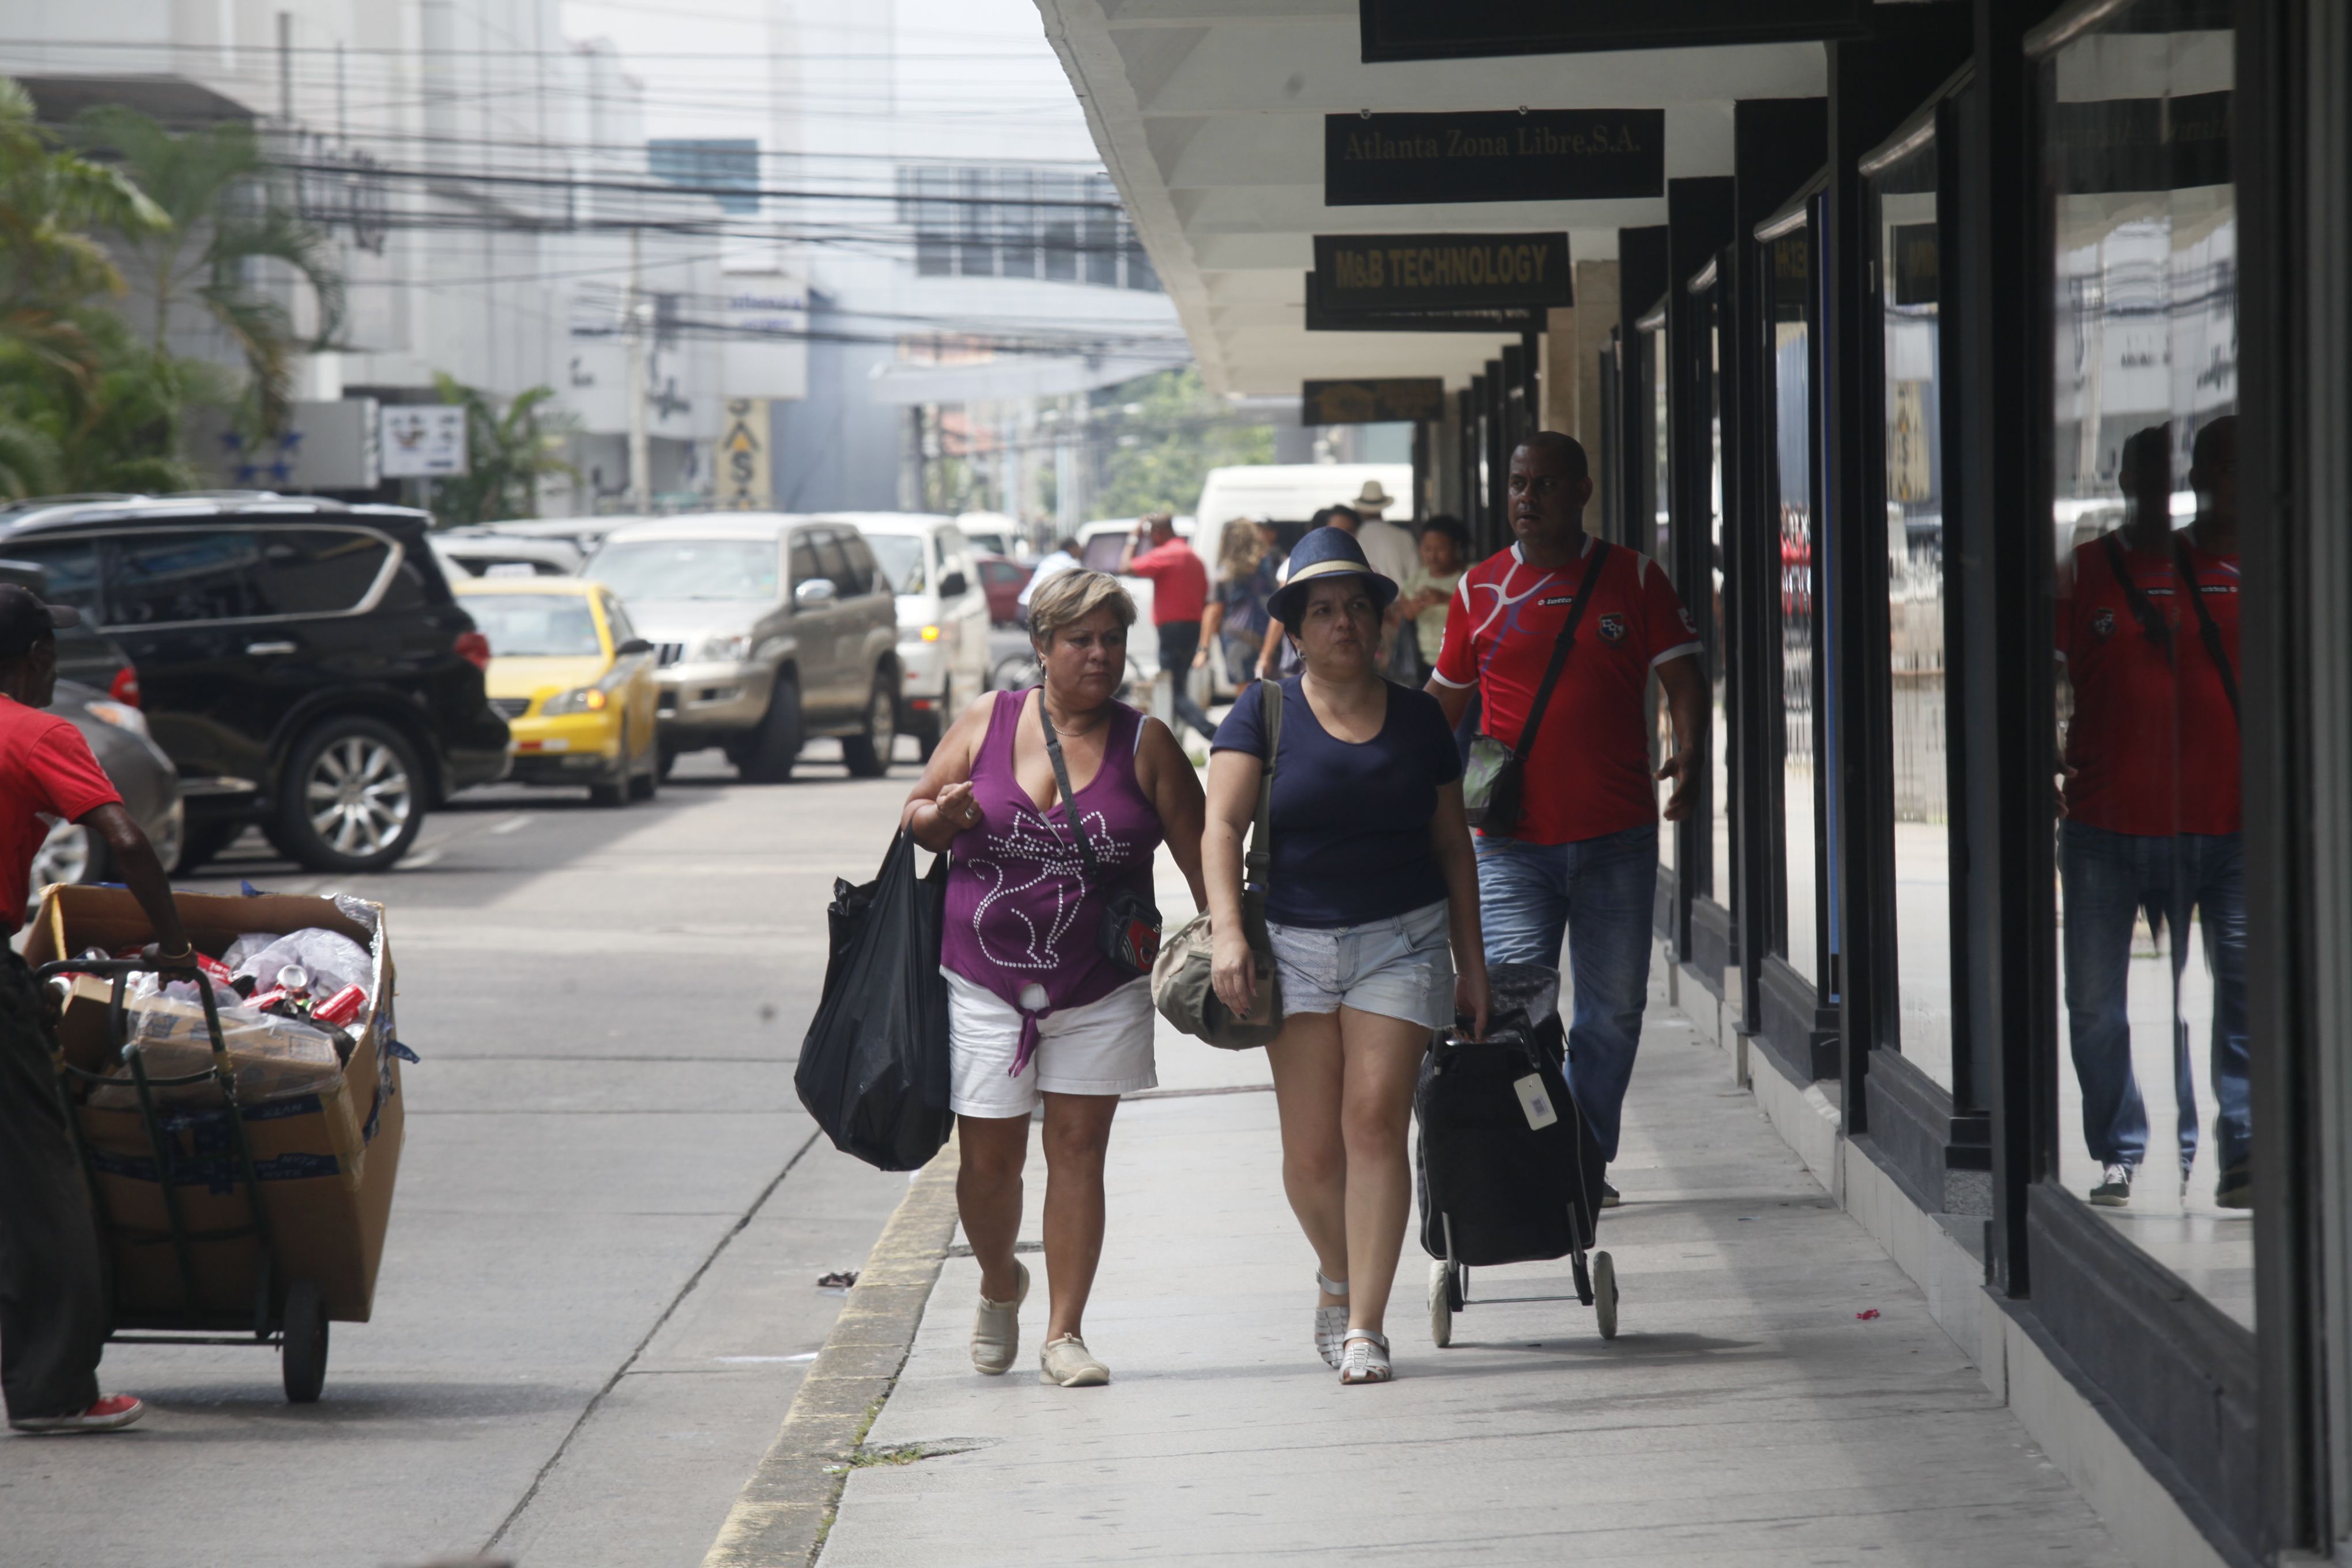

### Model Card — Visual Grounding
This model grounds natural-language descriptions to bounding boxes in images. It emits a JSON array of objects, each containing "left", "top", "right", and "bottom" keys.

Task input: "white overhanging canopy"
[{"left": 1033, "top": 0, "right": 1826, "bottom": 396}]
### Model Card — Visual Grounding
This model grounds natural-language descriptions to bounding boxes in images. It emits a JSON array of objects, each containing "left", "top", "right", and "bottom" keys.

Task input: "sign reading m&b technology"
[
  {"left": 1325, "top": 110, "right": 1662, "bottom": 206},
  {"left": 1314, "top": 232, "right": 1571, "bottom": 315}
]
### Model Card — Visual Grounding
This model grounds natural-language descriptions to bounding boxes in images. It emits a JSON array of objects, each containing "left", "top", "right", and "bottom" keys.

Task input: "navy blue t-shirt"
[{"left": 1212, "top": 676, "right": 1462, "bottom": 929}]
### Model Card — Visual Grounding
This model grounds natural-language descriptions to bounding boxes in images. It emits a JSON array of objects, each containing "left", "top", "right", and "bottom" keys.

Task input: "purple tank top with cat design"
[{"left": 942, "top": 688, "right": 1162, "bottom": 1074}]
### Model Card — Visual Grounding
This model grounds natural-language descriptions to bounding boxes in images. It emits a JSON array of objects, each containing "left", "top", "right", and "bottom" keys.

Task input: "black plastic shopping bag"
[{"left": 796, "top": 830, "right": 953, "bottom": 1171}]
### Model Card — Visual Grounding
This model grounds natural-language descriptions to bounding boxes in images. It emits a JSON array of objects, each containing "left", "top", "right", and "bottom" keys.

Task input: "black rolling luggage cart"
[{"left": 1414, "top": 964, "right": 1618, "bottom": 1347}]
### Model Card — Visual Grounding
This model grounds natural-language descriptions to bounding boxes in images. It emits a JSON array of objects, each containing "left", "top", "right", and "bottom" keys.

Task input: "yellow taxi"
[{"left": 453, "top": 576, "right": 661, "bottom": 806}]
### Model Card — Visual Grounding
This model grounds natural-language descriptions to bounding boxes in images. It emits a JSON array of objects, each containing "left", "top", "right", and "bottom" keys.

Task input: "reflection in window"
[
  {"left": 1871, "top": 132, "right": 1953, "bottom": 1090},
  {"left": 2041, "top": 6, "right": 2248, "bottom": 1326},
  {"left": 1770, "top": 230, "right": 1820, "bottom": 983},
  {"left": 1707, "top": 292, "right": 1729, "bottom": 905},
  {"left": 1649, "top": 322, "right": 1674, "bottom": 869}
]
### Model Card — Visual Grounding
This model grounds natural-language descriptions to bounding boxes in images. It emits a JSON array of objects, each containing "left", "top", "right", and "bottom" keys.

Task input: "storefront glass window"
[
  {"left": 1708, "top": 292, "right": 1729, "bottom": 906},
  {"left": 2041, "top": 5, "right": 2247, "bottom": 1324},
  {"left": 1872, "top": 131, "right": 1954, "bottom": 1090},
  {"left": 1649, "top": 321, "right": 1675, "bottom": 871},
  {"left": 1770, "top": 229, "right": 1819, "bottom": 984}
]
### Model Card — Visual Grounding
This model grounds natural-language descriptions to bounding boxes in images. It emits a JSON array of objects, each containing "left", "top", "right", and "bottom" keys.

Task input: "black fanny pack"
[{"left": 1039, "top": 699, "right": 1162, "bottom": 978}]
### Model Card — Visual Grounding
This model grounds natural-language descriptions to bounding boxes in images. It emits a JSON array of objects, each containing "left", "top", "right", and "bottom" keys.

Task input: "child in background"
[{"left": 1400, "top": 517, "right": 1468, "bottom": 684}]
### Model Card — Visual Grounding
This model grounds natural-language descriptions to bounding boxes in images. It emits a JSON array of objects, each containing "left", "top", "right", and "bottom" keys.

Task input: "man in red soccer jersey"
[
  {"left": 1121, "top": 513, "right": 1218, "bottom": 744},
  {"left": 0, "top": 585, "right": 190, "bottom": 1434},
  {"left": 2058, "top": 417, "right": 2247, "bottom": 1210},
  {"left": 1426, "top": 433, "right": 1708, "bottom": 1200}
]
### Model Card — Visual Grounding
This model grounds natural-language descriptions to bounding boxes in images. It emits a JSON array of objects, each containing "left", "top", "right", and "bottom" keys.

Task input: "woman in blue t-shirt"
[{"left": 1201, "top": 526, "right": 1487, "bottom": 1387}]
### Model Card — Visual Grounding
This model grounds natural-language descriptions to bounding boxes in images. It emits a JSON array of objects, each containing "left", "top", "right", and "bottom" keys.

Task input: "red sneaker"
[{"left": 9, "top": 1394, "right": 145, "bottom": 1434}]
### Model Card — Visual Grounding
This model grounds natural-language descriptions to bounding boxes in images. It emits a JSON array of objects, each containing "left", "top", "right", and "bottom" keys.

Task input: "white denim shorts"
[
  {"left": 943, "top": 968, "right": 1157, "bottom": 1118},
  {"left": 1265, "top": 898, "right": 1454, "bottom": 1030}
]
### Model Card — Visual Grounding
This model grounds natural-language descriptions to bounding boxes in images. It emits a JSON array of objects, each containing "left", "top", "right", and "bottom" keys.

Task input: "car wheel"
[
  {"left": 630, "top": 729, "right": 660, "bottom": 801},
  {"left": 174, "top": 817, "right": 246, "bottom": 875},
  {"left": 993, "top": 651, "right": 1039, "bottom": 691},
  {"left": 840, "top": 676, "right": 897, "bottom": 778},
  {"left": 657, "top": 740, "right": 681, "bottom": 780},
  {"left": 736, "top": 675, "right": 802, "bottom": 783},
  {"left": 276, "top": 717, "right": 427, "bottom": 873},
  {"left": 28, "top": 822, "right": 106, "bottom": 907},
  {"left": 589, "top": 721, "right": 632, "bottom": 808}
]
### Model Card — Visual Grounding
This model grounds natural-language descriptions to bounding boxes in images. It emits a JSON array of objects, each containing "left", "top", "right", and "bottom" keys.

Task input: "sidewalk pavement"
[{"left": 808, "top": 982, "right": 2131, "bottom": 1567}]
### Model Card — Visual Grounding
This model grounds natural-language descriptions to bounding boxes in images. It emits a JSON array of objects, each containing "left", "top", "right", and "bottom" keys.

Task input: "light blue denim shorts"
[{"left": 1265, "top": 898, "right": 1453, "bottom": 1030}]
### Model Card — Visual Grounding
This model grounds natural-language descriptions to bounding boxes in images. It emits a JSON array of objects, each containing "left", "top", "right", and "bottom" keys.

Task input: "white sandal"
[
  {"left": 1314, "top": 1272, "right": 1350, "bottom": 1369},
  {"left": 1339, "top": 1330, "right": 1392, "bottom": 1385}
]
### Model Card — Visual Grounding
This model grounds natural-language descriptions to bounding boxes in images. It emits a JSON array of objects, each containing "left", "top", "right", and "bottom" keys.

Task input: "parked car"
[
  {"left": 470, "top": 515, "right": 650, "bottom": 556},
  {"left": 835, "top": 512, "right": 989, "bottom": 756},
  {"left": 955, "top": 511, "right": 1019, "bottom": 560},
  {"left": 454, "top": 578, "right": 660, "bottom": 806},
  {"left": 431, "top": 530, "right": 585, "bottom": 579},
  {"left": 585, "top": 514, "right": 899, "bottom": 782},
  {"left": 973, "top": 552, "right": 1032, "bottom": 626},
  {"left": 0, "top": 495, "right": 511, "bottom": 873},
  {"left": 25, "top": 676, "right": 184, "bottom": 911}
]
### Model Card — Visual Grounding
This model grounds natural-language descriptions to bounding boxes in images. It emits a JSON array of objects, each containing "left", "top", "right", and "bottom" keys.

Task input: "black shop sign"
[
  {"left": 1304, "top": 272, "right": 1546, "bottom": 334},
  {"left": 1357, "top": 0, "right": 1869, "bottom": 63},
  {"left": 1325, "top": 110, "right": 1663, "bottom": 207},
  {"left": 1302, "top": 379, "right": 1448, "bottom": 425},
  {"left": 1314, "top": 232, "right": 1573, "bottom": 314}
]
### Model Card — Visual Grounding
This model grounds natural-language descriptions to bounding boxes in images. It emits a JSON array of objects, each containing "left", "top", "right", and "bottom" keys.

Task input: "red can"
[{"left": 312, "top": 983, "right": 368, "bottom": 1028}]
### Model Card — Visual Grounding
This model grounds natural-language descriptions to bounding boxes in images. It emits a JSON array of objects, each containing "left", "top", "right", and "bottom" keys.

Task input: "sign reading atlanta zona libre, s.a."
[
  {"left": 1356, "top": 0, "right": 1868, "bottom": 63},
  {"left": 1326, "top": 109, "right": 1662, "bottom": 207},
  {"left": 1314, "top": 232, "right": 1571, "bottom": 314}
]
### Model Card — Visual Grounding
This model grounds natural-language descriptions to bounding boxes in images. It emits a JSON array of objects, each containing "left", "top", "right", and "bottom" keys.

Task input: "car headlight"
[
  {"left": 83, "top": 700, "right": 149, "bottom": 738},
  {"left": 898, "top": 624, "right": 943, "bottom": 646},
  {"left": 698, "top": 632, "right": 754, "bottom": 662},
  {"left": 541, "top": 687, "right": 611, "bottom": 715}
]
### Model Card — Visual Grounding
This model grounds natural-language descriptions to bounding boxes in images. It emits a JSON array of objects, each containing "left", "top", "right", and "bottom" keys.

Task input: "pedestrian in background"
[
  {"left": 1255, "top": 505, "right": 1354, "bottom": 683},
  {"left": 1120, "top": 514, "right": 1219, "bottom": 744},
  {"left": 0, "top": 586, "right": 189, "bottom": 1435},
  {"left": 1197, "top": 517, "right": 1277, "bottom": 689},
  {"left": 1427, "top": 432, "right": 1706, "bottom": 1208},
  {"left": 1016, "top": 534, "right": 1083, "bottom": 616},
  {"left": 1203, "top": 527, "right": 1487, "bottom": 1386},
  {"left": 1400, "top": 516, "right": 1468, "bottom": 685},
  {"left": 903, "top": 569, "right": 1207, "bottom": 1389}
]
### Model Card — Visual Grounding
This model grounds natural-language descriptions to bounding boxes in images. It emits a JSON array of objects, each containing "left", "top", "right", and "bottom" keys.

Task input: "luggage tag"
[{"left": 1512, "top": 1073, "right": 1559, "bottom": 1131}]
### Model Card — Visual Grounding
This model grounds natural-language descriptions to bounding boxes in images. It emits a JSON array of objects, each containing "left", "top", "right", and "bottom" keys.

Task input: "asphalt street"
[{"left": 4, "top": 742, "right": 922, "bottom": 1568}]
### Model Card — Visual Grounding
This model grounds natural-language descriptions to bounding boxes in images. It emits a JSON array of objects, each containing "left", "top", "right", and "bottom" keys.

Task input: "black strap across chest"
[
  {"left": 2101, "top": 532, "right": 2239, "bottom": 723},
  {"left": 1511, "top": 540, "right": 1612, "bottom": 760}
]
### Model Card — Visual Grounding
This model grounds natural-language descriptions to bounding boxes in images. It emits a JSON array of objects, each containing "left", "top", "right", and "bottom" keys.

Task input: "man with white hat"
[{"left": 1348, "top": 481, "right": 1422, "bottom": 682}]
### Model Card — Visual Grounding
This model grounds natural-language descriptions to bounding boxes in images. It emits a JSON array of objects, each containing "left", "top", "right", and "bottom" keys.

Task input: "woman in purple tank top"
[{"left": 903, "top": 569, "right": 1205, "bottom": 1388}]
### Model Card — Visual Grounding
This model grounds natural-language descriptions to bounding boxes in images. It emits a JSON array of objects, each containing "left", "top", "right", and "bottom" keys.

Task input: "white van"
[
  {"left": 1192, "top": 463, "right": 1415, "bottom": 551},
  {"left": 1073, "top": 517, "right": 1198, "bottom": 683}
]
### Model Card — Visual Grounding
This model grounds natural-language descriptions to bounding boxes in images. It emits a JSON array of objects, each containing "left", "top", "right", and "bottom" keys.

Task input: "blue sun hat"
[{"left": 1267, "top": 525, "right": 1400, "bottom": 627}]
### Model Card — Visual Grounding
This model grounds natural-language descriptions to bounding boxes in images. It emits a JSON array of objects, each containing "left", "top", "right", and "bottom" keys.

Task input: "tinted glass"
[
  {"left": 604, "top": 597, "right": 638, "bottom": 643},
  {"left": 1648, "top": 323, "right": 1674, "bottom": 872},
  {"left": 110, "top": 530, "right": 265, "bottom": 624},
  {"left": 463, "top": 594, "right": 605, "bottom": 657},
  {"left": 0, "top": 538, "right": 104, "bottom": 617},
  {"left": 1771, "top": 227, "right": 1821, "bottom": 985},
  {"left": 1706, "top": 288, "right": 1728, "bottom": 904},
  {"left": 789, "top": 536, "right": 821, "bottom": 589},
  {"left": 813, "top": 533, "right": 855, "bottom": 590},
  {"left": 253, "top": 529, "right": 392, "bottom": 615},
  {"left": 867, "top": 534, "right": 926, "bottom": 594},
  {"left": 590, "top": 539, "right": 781, "bottom": 602},
  {"left": 1872, "top": 131, "right": 1954, "bottom": 1090},
  {"left": 838, "top": 534, "right": 878, "bottom": 597},
  {"left": 2042, "top": 7, "right": 2246, "bottom": 1323}
]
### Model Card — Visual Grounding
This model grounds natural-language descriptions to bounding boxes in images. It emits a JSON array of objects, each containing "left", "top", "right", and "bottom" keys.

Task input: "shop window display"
[{"left": 1769, "top": 228, "right": 1820, "bottom": 985}]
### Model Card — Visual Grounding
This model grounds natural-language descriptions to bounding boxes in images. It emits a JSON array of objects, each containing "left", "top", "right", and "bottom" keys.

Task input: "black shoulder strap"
[
  {"left": 2103, "top": 533, "right": 2172, "bottom": 658},
  {"left": 1512, "top": 540, "right": 1612, "bottom": 763},
  {"left": 1243, "top": 681, "right": 1280, "bottom": 892},
  {"left": 2173, "top": 537, "right": 2241, "bottom": 723},
  {"left": 1038, "top": 696, "right": 1104, "bottom": 885}
]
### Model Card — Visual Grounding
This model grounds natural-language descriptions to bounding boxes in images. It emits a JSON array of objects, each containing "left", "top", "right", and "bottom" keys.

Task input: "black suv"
[{"left": 0, "top": 495, "right": 510, "bottom": 873}]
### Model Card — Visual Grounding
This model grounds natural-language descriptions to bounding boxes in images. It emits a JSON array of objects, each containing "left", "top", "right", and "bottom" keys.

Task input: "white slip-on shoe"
[
  {"left": 971, "top": 1260, "right": 1029, "bottom": 1375},
  {"left": 1314, "top": 1272, "right": 1350, "bottom": 1369},
  {"left": 1039, "top": 1333, "right": 1111, "bottom": 1387}
]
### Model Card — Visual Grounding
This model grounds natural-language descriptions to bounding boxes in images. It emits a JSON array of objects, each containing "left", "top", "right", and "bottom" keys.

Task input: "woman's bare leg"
[
  {"left": 1336, "top": 1006, "right": 1434, "bottom": 1336},
  {"left": 1268, "top": 1010, "right": 1348, "bottom": 1310},
  {"left": 1039, "top": 1092, "right": 1120, "bottom": 1340},
  {"left": 956, "top": 1112, "right": 1031, "bottom": 1302}
]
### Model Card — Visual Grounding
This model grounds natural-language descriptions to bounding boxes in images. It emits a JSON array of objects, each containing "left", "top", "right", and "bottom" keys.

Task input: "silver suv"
[{"left": 587, "top": 514, "right": 899, "bottom": 781}]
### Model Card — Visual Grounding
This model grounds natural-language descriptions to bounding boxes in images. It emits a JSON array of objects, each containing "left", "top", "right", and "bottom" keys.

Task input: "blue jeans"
[
  {"left": 1476, "top": 825, "right": 1660, "bottom": 1162},
  {"left": 2059, "top": 821, "right": 2250, "bottom": 1175}
]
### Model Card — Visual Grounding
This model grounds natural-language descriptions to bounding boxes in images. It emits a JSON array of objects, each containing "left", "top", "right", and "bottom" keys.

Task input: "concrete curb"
[{"left": 698, "top": 1138, "right": 963, "bottom": 1568}]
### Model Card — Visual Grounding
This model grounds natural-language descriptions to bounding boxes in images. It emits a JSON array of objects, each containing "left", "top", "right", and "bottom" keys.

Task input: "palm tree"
[
  {"left": 426, "top": 374, "right": 581, "bottom": 526},
  {"left": 73, "top": 104, "right": 343, "bottom": 433}
]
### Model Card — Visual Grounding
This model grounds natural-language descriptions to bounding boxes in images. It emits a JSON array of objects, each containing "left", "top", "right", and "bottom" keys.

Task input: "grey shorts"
[{"left": 1266, "top": 899, "right": 1454, "bottom": 1030}]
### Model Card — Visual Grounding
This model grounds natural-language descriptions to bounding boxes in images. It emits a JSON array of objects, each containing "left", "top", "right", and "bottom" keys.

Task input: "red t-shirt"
[
  {"left": 2057, "top": 536, "right": 2240, "bottom": 836},
  {"left": 1434, "top": 538, "right": 1701, "bottom": 845},
  {"left": 0, "top": 695, "right": 123, "bottom": 931},
  {"left": 1128, "top": 540, "right": 1209, "bottom": 625}
]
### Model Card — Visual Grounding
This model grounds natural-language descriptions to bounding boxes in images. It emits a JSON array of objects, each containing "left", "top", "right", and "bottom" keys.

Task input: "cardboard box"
[{"left": 25, "top": 885, "right": 407, "bottom": 1325}]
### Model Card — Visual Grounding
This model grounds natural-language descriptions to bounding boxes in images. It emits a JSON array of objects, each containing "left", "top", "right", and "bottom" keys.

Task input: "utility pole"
[{"left": 625, "top": 227, "right": 651, "bottom": 512}]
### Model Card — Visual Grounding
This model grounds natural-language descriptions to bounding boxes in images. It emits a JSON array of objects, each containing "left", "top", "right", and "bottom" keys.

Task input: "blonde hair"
[
  {"left": 1025, "top": 568, "right": 1136, "bottom": 648},
  {"left": 1214, "top": 516, "right": 1264, "bottom": 582}
]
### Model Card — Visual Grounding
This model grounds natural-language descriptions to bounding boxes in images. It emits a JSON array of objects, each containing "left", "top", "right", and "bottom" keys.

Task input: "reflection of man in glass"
[{"left": 2057, "top": 417, "right": 2248, "bottom": 1209}]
